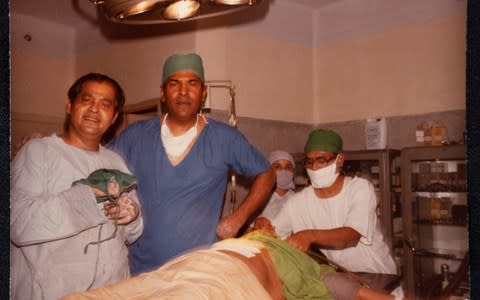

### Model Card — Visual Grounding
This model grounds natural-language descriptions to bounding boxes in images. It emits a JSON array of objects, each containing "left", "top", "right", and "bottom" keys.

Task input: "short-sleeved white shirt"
[{"left": 271, "top": 176, "right": 397, "bottom": 274}]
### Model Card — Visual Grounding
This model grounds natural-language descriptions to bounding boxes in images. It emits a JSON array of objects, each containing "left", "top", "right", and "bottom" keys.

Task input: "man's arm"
[
  {"left": 11, "top": 142, "right": 109, "bottom": 246},
  {"left": 252, "top": 213, "right": 360, "bottom": 252},
  {"left": 216, "top": 167, "right": 276, "bottom": 239},
  {"left": 286, "top": 227, "right": 361, "bottom": 252},
  {"left": 288, "top": 178, "right": 377, "bottom": 252},
  {"left": 11, "top": 184, "right": 107, "bottom": 247}
]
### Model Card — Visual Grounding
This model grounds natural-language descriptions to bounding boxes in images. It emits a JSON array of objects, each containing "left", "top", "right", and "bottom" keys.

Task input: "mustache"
[{"left": 174, "top": 97, "right": 193, "bottom": 104}]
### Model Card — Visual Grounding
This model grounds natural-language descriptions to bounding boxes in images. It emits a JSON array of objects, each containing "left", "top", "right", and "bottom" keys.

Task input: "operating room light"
[
  {"left": 90, "top": 0, "right": 262, "bottom": 25},
  {"left": 117, "top": 0, "right": 163, "bottom": 19},
  {"left": 163, "top": 0, "right": 200, "bottom": 20},
  {"left": 214, "top": 0, "right": 254, "bottom": 4}
]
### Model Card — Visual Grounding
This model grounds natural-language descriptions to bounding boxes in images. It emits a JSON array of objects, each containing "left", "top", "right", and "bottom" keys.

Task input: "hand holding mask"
[{"left": 73, "top": 168, "right": 137, "bottom": 203}]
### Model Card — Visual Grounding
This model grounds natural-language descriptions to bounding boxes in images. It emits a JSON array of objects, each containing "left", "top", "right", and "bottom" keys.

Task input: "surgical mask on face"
[
  {"left": 306, "top": 157, "right": 339, "bottom": 189},
  {"left": 276, "top": 169, "right": 295, "bottom": 190},
  {"left": 161, "top": 114, "right": 198, "bottom": 157}
]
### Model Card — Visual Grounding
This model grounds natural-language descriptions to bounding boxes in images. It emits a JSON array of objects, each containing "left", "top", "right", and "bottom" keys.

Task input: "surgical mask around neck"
[
  {"left": 306, "top": 157, "right": 339, "bottom": 189},
  {"left": 276, "top": 169, "right": 295, "bottom": 190},
  {"left": 161, "top": 114, "right": 198, "bottom": 157}
]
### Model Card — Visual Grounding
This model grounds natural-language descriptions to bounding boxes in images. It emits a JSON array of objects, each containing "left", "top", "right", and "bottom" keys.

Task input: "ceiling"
[{"left": 11, "top": 0, "right": 467, "bottom": 47}]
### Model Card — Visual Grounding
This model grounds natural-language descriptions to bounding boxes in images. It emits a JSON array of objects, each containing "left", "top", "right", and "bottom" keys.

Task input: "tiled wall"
[
  {"left": 11, "top": 108, "right": 465, "bottom": 162},
  {"left": 209, "top": 109, "right": 466, "bottom": 155}
]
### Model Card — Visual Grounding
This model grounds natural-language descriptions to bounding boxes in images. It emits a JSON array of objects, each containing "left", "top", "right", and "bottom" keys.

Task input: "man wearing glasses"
[{"left": 254, "top": 129, "right": 398, "bottom": 278}]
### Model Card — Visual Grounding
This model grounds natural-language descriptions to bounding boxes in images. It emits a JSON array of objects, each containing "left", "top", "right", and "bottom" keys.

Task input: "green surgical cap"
[
  {"left": 162, "top": 53, "right": 205, "bottom": 85},
  {"left": 304, "top": 129, "right": 343, "bottom": 153}
]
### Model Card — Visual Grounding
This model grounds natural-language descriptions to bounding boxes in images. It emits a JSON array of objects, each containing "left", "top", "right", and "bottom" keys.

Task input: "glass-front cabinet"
[
  {"left": 401, "top": 145, "right": 469, "bottom": 299},
  {"left": 342, "top": 150, "right": 403, "bottom": 273}
]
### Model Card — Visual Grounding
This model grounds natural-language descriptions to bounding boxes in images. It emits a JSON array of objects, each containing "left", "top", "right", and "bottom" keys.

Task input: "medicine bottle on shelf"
[{"left": 441, "top": 264, "right": 449, "bottom": 289}]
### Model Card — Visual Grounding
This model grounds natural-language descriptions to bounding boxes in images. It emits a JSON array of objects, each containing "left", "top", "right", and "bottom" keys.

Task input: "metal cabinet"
[
  {"left": 342, "top": 150, "right": 403, "bottom": 272},
  {"left": 401, "top": 145, "right": 469, "bottom": 299}
]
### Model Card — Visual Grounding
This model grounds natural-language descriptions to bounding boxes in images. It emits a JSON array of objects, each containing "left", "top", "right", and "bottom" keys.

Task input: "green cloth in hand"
[{"left": 73, "top": 168, "right": 137, "bottom": 203}]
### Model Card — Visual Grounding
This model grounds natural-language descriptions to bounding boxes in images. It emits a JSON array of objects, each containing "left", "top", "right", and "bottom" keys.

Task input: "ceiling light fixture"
[
  {"left": 163, "top": 0, "right": 200, "bottom": 20},
  {"left": 89, "top": 0, "right": 262, "bottom": 25}
]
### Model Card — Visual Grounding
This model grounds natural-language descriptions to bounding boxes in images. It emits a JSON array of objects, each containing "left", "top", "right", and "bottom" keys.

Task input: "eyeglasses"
[{"left": 303, "top": 155, "right": 337, "bottom": 168}]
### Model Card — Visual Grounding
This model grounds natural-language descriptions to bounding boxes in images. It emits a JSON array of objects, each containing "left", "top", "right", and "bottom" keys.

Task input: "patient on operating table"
[{"left": 62, "top": 230, "right": 399, "bottom": 300}]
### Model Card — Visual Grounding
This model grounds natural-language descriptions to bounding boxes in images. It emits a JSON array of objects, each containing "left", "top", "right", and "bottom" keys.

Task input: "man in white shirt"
[{"left": 255, "top": 128, "right": 398, "bottom": 276}]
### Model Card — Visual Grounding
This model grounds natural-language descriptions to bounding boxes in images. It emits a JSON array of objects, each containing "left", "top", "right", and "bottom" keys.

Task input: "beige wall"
[
  {"left": 10, "top": 14, "right": 76, "bottom": 147},
  {"left": 226, "top": 32, "right": 313, "bottom": 123},
  {"left": 11, "top": 14, "right": 76, "bottom": 119},
  {"left": 75, "top": 28, "right": 314, "bottom": 123},
  {"left": 76, "top": 31, "right": 205, "bottom": 105},
  {"left": 313, "top": 12, "right": 466, "bottom": 123},
  {"left": 11, "top": 51, "right": 74, "bottom": 118},
  {"left": 10, "top": 8, "right": 466, "bottom": 149}
]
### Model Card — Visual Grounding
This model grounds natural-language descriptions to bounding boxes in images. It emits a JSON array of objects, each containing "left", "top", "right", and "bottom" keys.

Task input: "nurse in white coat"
[{"left": 258, "top": 150, "right": 297, "bottom": 221}]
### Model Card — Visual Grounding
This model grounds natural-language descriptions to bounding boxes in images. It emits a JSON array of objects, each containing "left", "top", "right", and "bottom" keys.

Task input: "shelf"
[
  {"left": 413, "top": 188, "right": 467, "bottom": 193},
  {"left": 414, "top": 219, "right": 467, "bottom": 226},
  {"left": 412, "top": 248, "right": 467, "bottom": 261},
  {"left": 412, "top": 191, "right": 467, "bottom": 196}
]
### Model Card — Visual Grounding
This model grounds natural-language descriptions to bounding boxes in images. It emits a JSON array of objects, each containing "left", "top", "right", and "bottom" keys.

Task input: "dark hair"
[{"left": 67, "top": 73, "right": 125, "bottom": 113}]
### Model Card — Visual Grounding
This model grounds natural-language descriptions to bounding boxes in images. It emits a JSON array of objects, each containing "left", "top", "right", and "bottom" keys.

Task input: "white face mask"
[
  {"left": 161, "top": 114, "right": 198, "bottom": 157},
  {"left": 306, "top": 157, "right": 339, "bottom": 189},
  {"left": 276, "top": 169, "right": 295, "bottom": 190}
]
